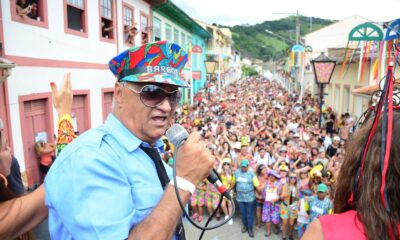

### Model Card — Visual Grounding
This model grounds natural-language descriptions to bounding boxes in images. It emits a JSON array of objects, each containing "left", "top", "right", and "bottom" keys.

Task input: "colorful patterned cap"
[{"left": 108, "top": 41, "right": 189, "bottom": 88}]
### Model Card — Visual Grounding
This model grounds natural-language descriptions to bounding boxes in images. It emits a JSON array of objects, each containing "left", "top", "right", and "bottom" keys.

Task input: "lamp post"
[
  {"left": 311, "top": 52, "right": 336, "bottom": 129},
  {"left": 204, "top": 58, "right": 217, "bottom": 89}
]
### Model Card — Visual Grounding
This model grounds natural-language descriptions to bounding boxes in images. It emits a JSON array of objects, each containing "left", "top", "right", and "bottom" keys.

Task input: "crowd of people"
[{"left": 166, "top": 77, "right": 354, "bottom": 239}]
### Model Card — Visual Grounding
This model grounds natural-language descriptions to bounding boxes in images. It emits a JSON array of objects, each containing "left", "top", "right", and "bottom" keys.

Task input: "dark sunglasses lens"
[
  {"left": 170, "top": 91, "right": 181, "bottom": 105},
  {"left": 140, "top": 85, "right": 166, "bottom": 106}
]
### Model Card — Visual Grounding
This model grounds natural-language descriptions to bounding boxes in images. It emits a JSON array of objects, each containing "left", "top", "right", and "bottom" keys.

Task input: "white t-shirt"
[
  {"left": 254, "top": 152, "right": 275, "bottom": 166},
  {"left": 297, "top": 198, "right": 310, "bottom": 224}
]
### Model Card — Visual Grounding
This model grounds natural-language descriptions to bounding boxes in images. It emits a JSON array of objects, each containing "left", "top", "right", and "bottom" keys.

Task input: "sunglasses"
[
  {"left": 289, "top": 176, "right": 297, "bottom": 179},
  {"left": 123, "top": 83, "right": 181, "bottom": 108}
]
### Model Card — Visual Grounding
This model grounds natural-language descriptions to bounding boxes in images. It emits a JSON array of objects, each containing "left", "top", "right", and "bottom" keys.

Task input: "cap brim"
[{"left": 120, "top": 73, "right": 189, "bottom": 88}]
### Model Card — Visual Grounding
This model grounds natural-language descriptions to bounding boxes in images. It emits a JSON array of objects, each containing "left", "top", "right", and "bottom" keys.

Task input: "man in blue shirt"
[{"left": 44, "top": 41, "right": 215, "bottom": 240}]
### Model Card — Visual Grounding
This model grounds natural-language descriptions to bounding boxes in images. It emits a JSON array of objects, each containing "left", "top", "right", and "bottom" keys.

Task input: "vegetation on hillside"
[{"left": 228, "top": 16, "right": 335, "bottom": 61}]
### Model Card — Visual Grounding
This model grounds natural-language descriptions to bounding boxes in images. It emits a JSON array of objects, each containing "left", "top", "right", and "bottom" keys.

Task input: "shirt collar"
[{"left": 104, "top": 113, "right": 164, "bottom": 153}]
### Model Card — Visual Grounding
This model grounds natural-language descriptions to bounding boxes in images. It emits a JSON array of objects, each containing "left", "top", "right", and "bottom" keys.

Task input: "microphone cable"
[{"left": 172, "top": 150, "right": 236, "bottom": 240}]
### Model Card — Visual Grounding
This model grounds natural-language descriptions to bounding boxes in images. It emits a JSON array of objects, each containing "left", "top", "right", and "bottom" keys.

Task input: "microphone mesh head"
[{"left": 166, "top": 124, "right": 189, "bottom": 148}]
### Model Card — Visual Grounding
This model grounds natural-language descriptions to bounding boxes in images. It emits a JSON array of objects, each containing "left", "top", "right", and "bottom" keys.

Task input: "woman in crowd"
[
  {"left": 262, "top": 170, "right": 281, "bottom": 237},
  {"left": 280, "top": 171, "right": 299, "bottom": 240},
  {"left": 190, "top": 180, "right": 206, "bottom": 223},
  {"left": 35, "top": 140, "right": 55, "bottom": 182},
  {"left": 219, "top": 157, "right": 235, "bottom": 225},
  {"left": 255, "top": 164, "right": 267, "bottom": 229}
]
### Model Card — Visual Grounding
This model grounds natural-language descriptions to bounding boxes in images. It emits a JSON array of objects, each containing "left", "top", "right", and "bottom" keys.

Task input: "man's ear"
[{"left": 114, "top": 81, "right": 124, "bottom": 106}]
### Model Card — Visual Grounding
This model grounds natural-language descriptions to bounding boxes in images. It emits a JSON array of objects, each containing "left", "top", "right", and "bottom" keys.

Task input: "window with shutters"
[
  {"left": 174, "top": 28, "right": 179, "bottom": 44},
  {"left": 140, "top": 12, "right": 149, "bottom": 44},
  {"left": 153, "top": 17, "right": 162, "bottom": 41},
  {"left": 65, "top": 0, "right": 88, "bottom": 37},
  {"left": 99, "top": 0, "right": 115, "bottom": 41},
  {"left": 12, "top": 0, "right": 49, "bottom": 28},
  {"left": 165, "top": 23, "right": 172, "bottom": 42},
  {"left": 122, "top": 2, "right": 136, "bottom": 45}
]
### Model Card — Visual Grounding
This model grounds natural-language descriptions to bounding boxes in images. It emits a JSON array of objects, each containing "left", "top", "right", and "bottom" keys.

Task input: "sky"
[{"left": 172, "top": 0, "right": 400, "bottom": 26}]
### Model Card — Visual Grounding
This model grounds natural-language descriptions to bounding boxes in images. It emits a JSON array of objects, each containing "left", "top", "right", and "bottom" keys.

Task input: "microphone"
[{"left": 166, "top": 124, "right": 232, "bottom": 200}]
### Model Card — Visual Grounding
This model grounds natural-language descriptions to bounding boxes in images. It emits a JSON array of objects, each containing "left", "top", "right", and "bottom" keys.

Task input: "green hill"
[{"left": 229, "top": 16, "right": 335, "bottom": 61}]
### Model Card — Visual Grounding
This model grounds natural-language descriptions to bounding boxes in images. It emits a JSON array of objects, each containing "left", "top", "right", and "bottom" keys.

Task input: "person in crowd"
[
  {"left": 16, "top": 0, "right": 37, "bottom": 19},
  {"left": 297, "top": 189, "right": 312, "bottom": 239},
  {"left": 277, "top": 164, "right": 289, "bottom": 185},
  {"left": 262, "top": 169, "right": 281, "bottom": 237},
  {"left": 237, "top": 144, "right": 253, "bottom": 168},
  {"left": 190, "top": 180, "right": 206, "bottom": 223},
  {"left": 280, "top": 171, "right": 299, "bottom": 240},
  {"left": 219, "top": 157, "right": 235, "bottom": 225},
  {"left": 0, "top": 73, "right": 75, "bottom": 239},
  {"left": 44, "top": 42, "right": 215, "bottom": 239},
  {"left": 307, "top": 183, "right": 332, "bottom": 223},
  {"left": 7, "top": 156, "right": 25, "bottom": 197},
  {"left": 254, "top": 146, "right": 275, "bottom": 167},
  {"left": 34, "top": 140, "right": 55, "bottom": 182},
  {"left": 304, "top": 110, "right": 400, "bottom": 240},
  {"left": 234, "top": 159, "right": 261, "bottom": 238},
  {"left": 205, "top": 159, "right": 221, "bottom": 220},
  {"left": 326, "top": 135, "right": 340, "bottom": 158},
  {"left": 255, "top": 164, "right": 267, "bottom": 229},
  {"left": 123, "top": 25, "right": 138, "bottom": 45}
]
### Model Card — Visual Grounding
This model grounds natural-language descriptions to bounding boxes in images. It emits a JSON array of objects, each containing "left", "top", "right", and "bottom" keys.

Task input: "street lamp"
[
  {"left": 204, "top": 59, "right": 217, "bottom": 86},
  {"left": 311, "top": 52, "right": 336, "bottom": 129}
]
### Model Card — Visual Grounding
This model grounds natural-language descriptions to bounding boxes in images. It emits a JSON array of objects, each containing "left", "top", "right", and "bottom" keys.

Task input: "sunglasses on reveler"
[{"left": 122, "top": 82, "right": 181, "bottom": 108}]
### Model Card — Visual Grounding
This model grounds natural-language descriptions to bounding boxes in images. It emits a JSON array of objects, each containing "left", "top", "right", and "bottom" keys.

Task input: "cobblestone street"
[{"left": 184, "top": 214, "right": 286, "bottom": 240}]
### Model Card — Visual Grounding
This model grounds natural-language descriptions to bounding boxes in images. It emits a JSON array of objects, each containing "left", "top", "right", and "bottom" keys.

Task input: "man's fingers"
[{"left": 188, "top": 130, "right": 202, "bottom": 143}]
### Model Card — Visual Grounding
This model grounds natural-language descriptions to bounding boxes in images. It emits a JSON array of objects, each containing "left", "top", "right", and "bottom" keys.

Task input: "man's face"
[
  {"left": 241, "top": 146, "right": 247, "bottom": 154},
  {"left": 317, "top": 191, "right": 326, "bottom": 200},
  {"left": 114, "top": 82, "right": 178, "bottom": 143},
  {"left": 259, "top": 149, "right": 266, "bottom": 157}
]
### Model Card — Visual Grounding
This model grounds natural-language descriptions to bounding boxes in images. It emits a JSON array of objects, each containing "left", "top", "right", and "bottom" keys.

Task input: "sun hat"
[
  {"left": 317, "top": 183, "right": 328, "bottom": 193},
  {"left": 279, "top": 164, "right": 289, "bottom": 172},
  {"left": 268, "top": 170, "right": 281, "bottom": 179},
  {"left": 240, "top": 159, "right": 249, "bottom": 167},
  {"left": 333, "top": 136, "right": 341, "bottom": 141},
  {"left": 108, "top": 41, "right": 189, "bottom": 87},
  {"left": 222, "top": 157, "right": 232, "bottom": 165},
  {"left": 313, "top": 170, "right": 322, "bottom": 178}
]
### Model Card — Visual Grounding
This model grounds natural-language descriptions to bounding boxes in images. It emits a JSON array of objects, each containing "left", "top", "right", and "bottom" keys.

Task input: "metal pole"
[{"left": 319, "top": 84, "right": 323, "bottom": 129}]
